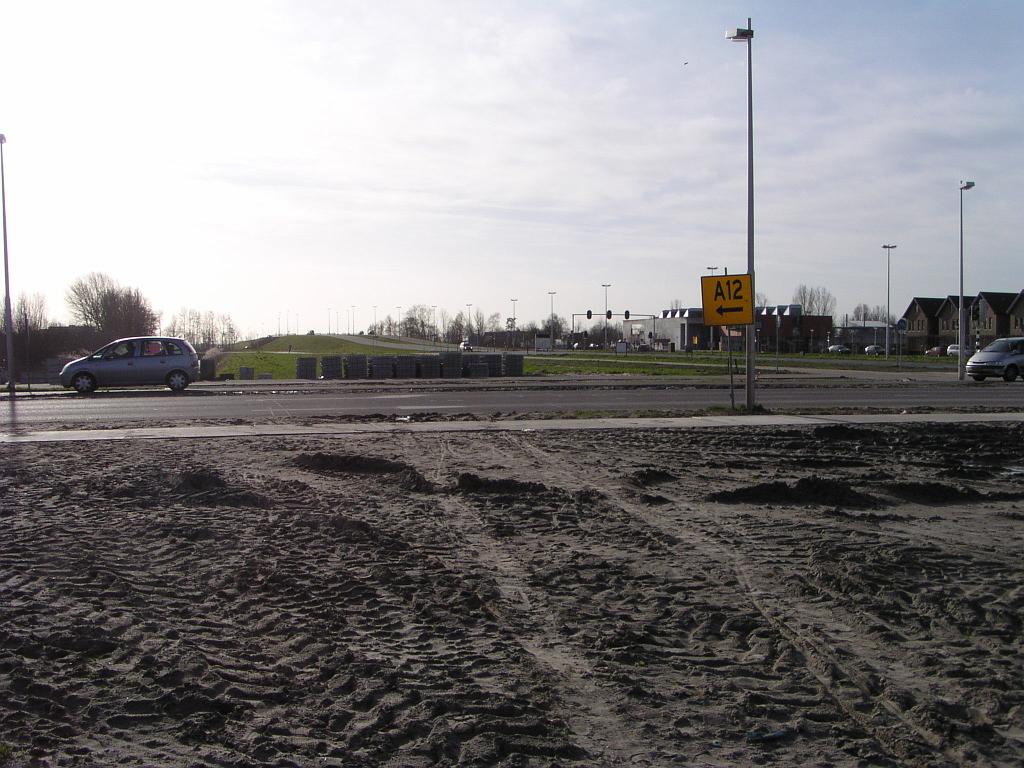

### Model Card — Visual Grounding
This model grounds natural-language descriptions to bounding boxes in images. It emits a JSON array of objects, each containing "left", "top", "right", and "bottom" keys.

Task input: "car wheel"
[
  {"left": 167, "top": 371, "right": 191, "bottom": 392},
  {"left": 1003, "top": 365, "right": 1019, "bottom": 383},
  {"left": 971, "top": 375, "right": 985, "bottom": 382},
  {"left": 71, "top": 372, "right": 97, "bottom": 394}
]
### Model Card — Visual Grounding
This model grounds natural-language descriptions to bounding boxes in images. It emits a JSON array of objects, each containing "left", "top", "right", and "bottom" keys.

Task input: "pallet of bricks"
[
  {"left": 503, "top": 354, "right": 524, "bottom": 376},
  {"left": 484, "top": 354, "right": 502, "bottom": 377},
  {"left": 416, "top": 355, "right": 441, "bottom": 379},
  {"left": 320, "top": 355, "right": 343, "bottom": 379},
  {"left": 463, "top": 353, "right": 489, "bottom": 378},
  {"left": 393, "top": 355, "right": 417, "bottom": 379},
  {"left": 439, "top": 352, "right": 462, "bottom": 378},
  {"left": 296, "top": 357, "right": 317, "bottom": 380},
  {"left": 344, "top": 355, "right": 368, "bottom": 379},
  {"left": 370, "top": 356, "right": 396, "bottom": 379}
]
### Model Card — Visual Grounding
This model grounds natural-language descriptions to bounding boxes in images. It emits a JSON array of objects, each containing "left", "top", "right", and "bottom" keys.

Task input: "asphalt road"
[{"left": 2, "top": 378, "right": 1021, "bottom": 430}]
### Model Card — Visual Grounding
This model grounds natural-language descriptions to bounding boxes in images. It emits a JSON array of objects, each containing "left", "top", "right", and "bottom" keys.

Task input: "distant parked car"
[
  {"left": 60, "top": 336, "right": 200, "bottom": 394},
  {"left": 965, "top": 337, "right": 1024, "bottom": 382},
  {"left": 946, "top": 343, "right": 960, "bottom": 356},
  {"left": 864, "top": 344, "right": 884, "bottom": 355},
  {"left": 924, "top": 345, "right": 946, "bottom": 357},
  {"left": 827, "top": 344, "right": 851, "bottom": 354},
  {"left": 458, "top": 340, "right": 473, "bottom": 351}
]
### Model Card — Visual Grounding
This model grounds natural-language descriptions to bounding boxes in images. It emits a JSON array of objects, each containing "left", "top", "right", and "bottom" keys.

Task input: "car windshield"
[{"left": 981, "top": 340, "right": 1013, "bottom": 353}]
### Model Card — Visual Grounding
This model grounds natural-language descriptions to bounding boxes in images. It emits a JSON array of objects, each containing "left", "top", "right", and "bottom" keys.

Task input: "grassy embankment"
[{"left": 213, "top": 335, "right": 954, "bottom": 380}]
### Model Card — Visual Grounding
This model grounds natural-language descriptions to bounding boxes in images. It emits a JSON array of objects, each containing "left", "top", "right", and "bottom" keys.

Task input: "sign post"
[{"left": 701, "top": 273, "right": 755, "bottom": 409}]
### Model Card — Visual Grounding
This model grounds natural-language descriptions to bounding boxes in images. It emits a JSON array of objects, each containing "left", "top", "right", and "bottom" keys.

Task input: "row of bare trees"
[
  {"left": 360, "top": 302, "right": 628, "bottom": 347},
  {"left": 164, "top": 309, "right": 238, "bottom": 349},
  {"left": 0, "top": 273, "right": 239, "bottom": 372}
]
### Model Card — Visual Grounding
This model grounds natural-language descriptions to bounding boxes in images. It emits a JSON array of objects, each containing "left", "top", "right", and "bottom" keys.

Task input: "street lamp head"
[
  {"left": 960, "top": 181, "right": 975, "bottom": 191},
  {"left": 0, "top": 134, "right": 6, "bottom": 145},
  {"left": 727, "top": 27, "right": 753, "bottom": 41},
  {"left": 882, "top": 244, "right": 897, "bottom": 250}
]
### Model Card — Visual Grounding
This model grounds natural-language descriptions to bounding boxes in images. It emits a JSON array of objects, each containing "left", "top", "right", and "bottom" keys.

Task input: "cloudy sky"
[{"left": 1, "top": 0, "right": 1021, "bottom": 336}]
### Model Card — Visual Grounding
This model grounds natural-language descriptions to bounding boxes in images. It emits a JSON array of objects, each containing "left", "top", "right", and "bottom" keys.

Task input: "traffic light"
[
  {"left": 624, "top": 310, "right": 630, "bottom": 319},
  {"left": 605, "top": 310, "right": 612, "bottom": 320},
  {"left": 586, "top": 309, "right": 592, "bottom": 319}
]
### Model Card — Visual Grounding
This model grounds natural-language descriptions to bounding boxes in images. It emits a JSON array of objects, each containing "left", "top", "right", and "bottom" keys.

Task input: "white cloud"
[{"left": 0, "top": 1, "right": 1021, "bottom": 334}]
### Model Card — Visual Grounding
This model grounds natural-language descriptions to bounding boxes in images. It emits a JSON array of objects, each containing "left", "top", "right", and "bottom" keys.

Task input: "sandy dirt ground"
[{"left": 1, "top": 421, "right": 1023, "bottom": 767}]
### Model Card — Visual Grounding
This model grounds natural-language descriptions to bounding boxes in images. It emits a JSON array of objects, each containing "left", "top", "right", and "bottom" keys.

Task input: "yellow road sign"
[{"left": 701, "top": 273, "right": 754, "bottom": 326}]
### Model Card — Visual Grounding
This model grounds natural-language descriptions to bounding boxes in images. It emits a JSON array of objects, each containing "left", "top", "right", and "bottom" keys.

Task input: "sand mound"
[
  {"left": 456, "top": 473, "right": 550, "bottom": 495},
  {"left": 629, "top": 468, "right": 675, "bottom": 487},
  {"left": 709, "top": 476, "right": 879, "bottom": 508}
]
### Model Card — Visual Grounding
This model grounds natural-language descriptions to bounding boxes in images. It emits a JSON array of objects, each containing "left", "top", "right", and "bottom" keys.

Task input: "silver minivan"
[
  {"left": 965, "top": 337, "right": 1024, "bottom": 382},
  {"left": 60, "top": 336, "right": 201, "bottom": 393}
]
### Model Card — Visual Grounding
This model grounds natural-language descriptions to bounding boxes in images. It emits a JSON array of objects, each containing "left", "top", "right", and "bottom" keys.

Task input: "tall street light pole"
[
  {"left": 510, "top": 298, "right": 518, "bottom": 350},
  {"left": 728, "top": 19, "right": 756, "bottom": 409},
  {"left": 707, "top": 266, "right": 718, "bottom": 351},
  {"left": 466, "top": 304, "right": 472, "bottom": 343},
  {"left": 548, "top": 291, "right": 557, "bottom": 351},
  {"left": 0, "top": 134, "right": 14, "bottom": 395},
  {"left": 882, "top": 244, "right": 897, "bottom": 359},
  {"left": 601, "top": 283, "right": 611, "bottom": 350},
  {"left": 958, "top": 181, "right": 975, "bottom": 381}
]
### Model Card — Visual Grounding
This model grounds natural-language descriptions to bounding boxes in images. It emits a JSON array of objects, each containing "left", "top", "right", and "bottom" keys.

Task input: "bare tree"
[
  {"left": 15, "top": 292, "right": 48, "bottom": 334},
  {"left": 67, "top": 273, "right": 158, "bottom": 337},
  {"left": 792, "top": 284, "right": 836, "bottom": 317},
  {"left": 66, "top": 272, "right": 117, "bottom": 328}
]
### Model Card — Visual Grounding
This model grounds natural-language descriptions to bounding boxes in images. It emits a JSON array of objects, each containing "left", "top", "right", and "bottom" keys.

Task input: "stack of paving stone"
[
  {"left": 484, "top": 354, "right": 502, "bottom": 377},
  {"left": 320, "top": 355, "right": 343, "bottom": 379},
  {"left": 296, "top": 357, "right": 318, "bottom": 380},
  {"left": 415, "top": 355, "right": 441, "bottom": 379},
  {"left": 370, "top": 356, "right": 396, "bottom": 379},
  {"left": 503, "top": 354, "right": 525, "bottom": 377},
  {"left": 393, "top": 356, "right": 417, "bottom": 379},
  {"left": 239, "top": 366, "right": 255, "bottom": 381},
  {"left": 465, "top": 361, "right": 490, "bottom": 378},
  {"left": 440, "top": 352, "right": 462, "bottom": 378},
  {"left": 343, "top": 355, "right": 368, "bottom": 379}
]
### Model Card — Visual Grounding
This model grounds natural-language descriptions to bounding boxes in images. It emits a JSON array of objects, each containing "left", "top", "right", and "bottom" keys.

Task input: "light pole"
[
  {"left": 1, "top": 134, "right": 14, "bottom": 395},
  {"left": 959, "top": 181, "right": 975, "bottom": 381},
  {"left": 706, "top": 266, "right": 719, "bottom": 351},
  {"left": 601, "top": 283, "right": 611, "bottom": 350},
  {"left": 510, "top": 298, "right": 518, "bottom": 349},
  {"left": 351, "top": 305, "right": 356, "bottom": 335},
  {"left": 728, "top": 19, "right": 756, "bottom": 410},
  {"left": 396, "top": 306, "right": 402, "bottom": 337},
  {"left": 548, "top": 291, "right": 556, "bottom": 351},
  {"left": 431, "top": 305, "right": 437, "bottom": 342},
  {"left": 882, "top": 244, "right": 897, "bottom": 359},
  {"left": 465, "top": 304, "right": 472, "bottom": 343}
]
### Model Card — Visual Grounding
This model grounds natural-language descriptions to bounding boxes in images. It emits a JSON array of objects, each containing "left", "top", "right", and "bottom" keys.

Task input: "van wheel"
[
  {"left": 72, "top": 372, "right": 97, "bottom": 394},
  {"left": 167, "top": 371, "right": 190, "bottom": 392},
  {"left": 1004, "top": 365, "right": 1019, "bottom": 383}
]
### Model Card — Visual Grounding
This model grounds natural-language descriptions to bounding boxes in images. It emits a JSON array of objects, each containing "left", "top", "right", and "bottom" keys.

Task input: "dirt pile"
[{"left": 1, "top": 421, "right": 1022, "bottom": 766}]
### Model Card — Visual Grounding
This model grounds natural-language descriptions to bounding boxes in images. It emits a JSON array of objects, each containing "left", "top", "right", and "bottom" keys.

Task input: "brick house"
[
  {"left": 935, "top": 295, "right": 975, "bottom": 348},
  {"left": 1009, "top": 291, "right": 1024, "bottom": 337},
  {"left": 900, "top": 297, "right": 944, "bottom": 354},
  {"left": 974, "top": 292, "right": 1020, "bottom": 346}
]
